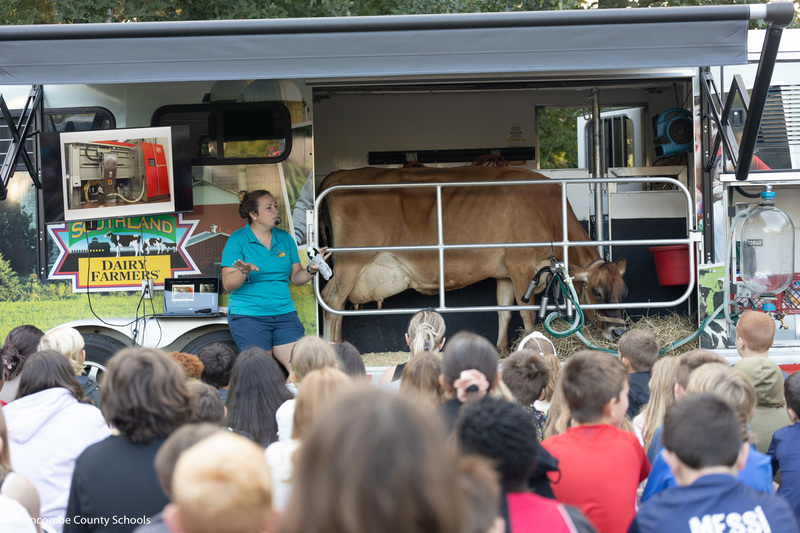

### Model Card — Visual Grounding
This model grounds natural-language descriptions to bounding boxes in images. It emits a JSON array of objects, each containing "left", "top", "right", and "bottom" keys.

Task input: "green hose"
[
  {"left": 540, "top": 271, "right": 736, "bottom": 357},
  {"left": 542, "top": 276, "right": 585, "bottom": 338},
  {"left": 658, "top": 302, "right": 737, "bottom": 356}
]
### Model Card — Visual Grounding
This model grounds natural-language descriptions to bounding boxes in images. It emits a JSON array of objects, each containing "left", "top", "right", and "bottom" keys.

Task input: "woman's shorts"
[{"left": 228, "top": 311, "right": 305, "bottom": 352}]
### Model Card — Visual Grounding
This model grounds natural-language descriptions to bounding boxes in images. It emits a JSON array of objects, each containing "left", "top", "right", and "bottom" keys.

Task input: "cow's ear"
[
  {"left": 616, "top": 258, "right": 627, "bottom": 276},
  {"left": 571, "top": 266, "right": 588, "bottom": 284}
]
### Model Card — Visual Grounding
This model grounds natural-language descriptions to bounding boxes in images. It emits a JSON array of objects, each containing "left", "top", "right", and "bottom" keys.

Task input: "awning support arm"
[
  {"left": 735, "top": 20, "right": 787, "bottom": 180},
  {"left": 0, "top": 85, "right": 43, "bottom": 199}
]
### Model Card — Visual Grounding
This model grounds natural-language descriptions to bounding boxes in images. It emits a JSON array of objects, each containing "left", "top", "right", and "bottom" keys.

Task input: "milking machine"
[{"left": 520, "top": 185, "right": 795, "bottom": 354}]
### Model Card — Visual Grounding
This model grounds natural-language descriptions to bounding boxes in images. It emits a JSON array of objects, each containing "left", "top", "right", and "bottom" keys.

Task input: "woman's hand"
[
  {"left": 306, "top": 247, "right": 332, "bottom": 276},
  {"left": 233, "top": 259, "right": 259, "bottom": 275},
  {"left": 320, "top": 246, "right": 331, "bottom": 262},
  {"left": 222, "top": 261, "right": 259, "bottom": 292}
]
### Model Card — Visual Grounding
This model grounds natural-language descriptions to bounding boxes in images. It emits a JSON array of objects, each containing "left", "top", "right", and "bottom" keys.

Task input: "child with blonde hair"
[
  {"left": 266, "top": 367, "right": 353, "bottom": 513},
  {"left": 275, "top": 336, "right": 339, "bottom": 441},
  {"left": 636, "top": 356, "right": 679, "bottom": 453},
  {"left": 542, "top": 374, "right": 572, "bottom": 439},
  {"left": 400, "top": 351, "right": 446, "bottom": 410},
  {"left": 380, "top": 309, "right": 446, "bottom": 386},
  {"left": 641, "top": 364, "right": 774, "bottom": 503},
  {"left": 646, "top": 349, "right": 727, "bottom": 463},
  {"left": 38, "top": 326, "right": 100, "bottom": 406},
  {"left": 164, "top": 432, "right": 272, "bottom": 533}
]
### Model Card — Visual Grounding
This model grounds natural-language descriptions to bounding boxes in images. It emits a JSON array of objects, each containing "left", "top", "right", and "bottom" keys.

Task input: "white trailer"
[{"left": 0, "top": 3, "right": 796, "bottom": 372}]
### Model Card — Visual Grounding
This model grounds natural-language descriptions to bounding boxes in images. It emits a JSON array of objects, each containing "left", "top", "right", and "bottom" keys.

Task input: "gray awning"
[{"left": 0, "top": 3, "right": 793, "bottom": 85}]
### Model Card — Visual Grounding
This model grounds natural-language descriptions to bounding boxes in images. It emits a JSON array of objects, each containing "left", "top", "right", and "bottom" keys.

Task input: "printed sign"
[{"left": 47, "top": 214, "right": 200, "bottom": 292}]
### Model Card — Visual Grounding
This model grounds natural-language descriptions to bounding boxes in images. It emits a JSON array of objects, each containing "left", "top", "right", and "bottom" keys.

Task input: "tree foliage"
[
  {"left": 0, "top": 200, "right": 36, "bottom": 275},
  {"left": 0, "top": 0, "right": 54, "bottom": 25},
  {"left": 0, "top": 253, "right": 23, "bottom": 301},
  {"left": 9, "top": 0, "right": 588, "bottom": 24},
  {"left": 539, "top": 108, "right": 581, "bottom": 168},
  {"left": 1, "top": 0, "right": 795, "bottom": 29}
]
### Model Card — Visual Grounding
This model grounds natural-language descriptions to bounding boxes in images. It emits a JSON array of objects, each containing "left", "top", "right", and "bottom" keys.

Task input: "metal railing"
[{"left": 311, "top": 175, "right": 697, "bottom": 317}]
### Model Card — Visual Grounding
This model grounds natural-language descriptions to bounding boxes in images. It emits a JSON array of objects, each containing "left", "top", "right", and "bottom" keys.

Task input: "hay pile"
[
  {"left": 362, "top": 351, "right": 409, "bottom": 367},
  {"left": 361, "top": 313, "right": 700, "bottom": 366},
  {"left": 508, "top": 312, "right": 700, "bottom": 361}
]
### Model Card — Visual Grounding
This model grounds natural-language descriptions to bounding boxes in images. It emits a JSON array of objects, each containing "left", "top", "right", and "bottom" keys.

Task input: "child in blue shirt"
[
  {"left": 768, "top": 371, "right": 800, "bottom": 520},
  {"left": 641, "top": 363, "right": 774, "bottom": 503},
  {"left": 631, "top": 394, "right": 799, "bottom": 533}
]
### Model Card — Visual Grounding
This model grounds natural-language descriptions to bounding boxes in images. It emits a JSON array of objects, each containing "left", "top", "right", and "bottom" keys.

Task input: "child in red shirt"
[{"left": 543, "top": 350, "right": 650, "bottom": 533}]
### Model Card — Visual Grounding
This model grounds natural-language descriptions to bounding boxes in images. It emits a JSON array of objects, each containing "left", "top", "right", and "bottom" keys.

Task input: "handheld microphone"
[
  {"left": 307, "top": 247, "right": 334, "bottom": 280},
  {"left": 275, "top": 216, "right": 282, "bottom": 225}
]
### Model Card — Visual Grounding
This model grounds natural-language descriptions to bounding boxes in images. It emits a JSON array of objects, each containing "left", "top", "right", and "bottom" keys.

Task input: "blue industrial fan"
[{"left": 653, "top": 108, "right": 692, "bottom": 159}]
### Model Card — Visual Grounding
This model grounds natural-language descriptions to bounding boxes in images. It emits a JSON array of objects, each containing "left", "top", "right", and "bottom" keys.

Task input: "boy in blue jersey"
[
  {"left": 631, "top": 394, "right": 800, "bottom": 533},
  {"left": 768, "top": 371, "right": 800, "bottom": 520}
]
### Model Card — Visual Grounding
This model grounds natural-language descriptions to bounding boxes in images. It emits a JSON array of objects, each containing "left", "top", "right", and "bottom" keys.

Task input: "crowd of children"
[{"left": 2, "top": 309, "right": 800, "bottom": 533}]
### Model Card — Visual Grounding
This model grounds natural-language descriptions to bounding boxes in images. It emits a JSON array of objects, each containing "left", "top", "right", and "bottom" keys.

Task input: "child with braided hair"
[{"left": 379, "top": 308, "right": 446, "bottom": 387}]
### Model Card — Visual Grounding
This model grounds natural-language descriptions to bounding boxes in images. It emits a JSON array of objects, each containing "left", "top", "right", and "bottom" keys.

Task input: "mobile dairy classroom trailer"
[{"left": 0, "top": 2, "right": 796, "bottom": 375}]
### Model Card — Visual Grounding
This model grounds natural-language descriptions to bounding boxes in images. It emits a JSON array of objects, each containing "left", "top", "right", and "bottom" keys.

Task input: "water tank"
[{"left": 739, "top": 187, "right": 795, "bottom": 298}]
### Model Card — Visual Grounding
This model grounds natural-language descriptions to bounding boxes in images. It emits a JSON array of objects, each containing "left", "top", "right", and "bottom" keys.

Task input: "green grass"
[
  {"left": 0, "top": 293, "right": 147, "bottom": 339},
  {"left": 291, "top": 282, "right": 319, "bottom": 335},
  {"left": 0, "top": 287, "right": 319, "bottom": 340}
]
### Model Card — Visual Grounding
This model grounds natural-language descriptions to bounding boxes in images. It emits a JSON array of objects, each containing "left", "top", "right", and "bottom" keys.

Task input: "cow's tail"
[{"left": 318, "top": 190, "right": 334, "bottom": 273}]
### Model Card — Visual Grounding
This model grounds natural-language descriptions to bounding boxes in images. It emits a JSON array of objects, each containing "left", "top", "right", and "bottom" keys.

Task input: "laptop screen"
[{"left": 163, "top": 277, "right": 220, "bottom": 315}]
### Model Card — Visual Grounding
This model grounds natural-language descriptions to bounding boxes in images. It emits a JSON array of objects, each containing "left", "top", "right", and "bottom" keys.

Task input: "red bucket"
[{"left": 649, "top": 244, "right": 690, "bottom": 286}]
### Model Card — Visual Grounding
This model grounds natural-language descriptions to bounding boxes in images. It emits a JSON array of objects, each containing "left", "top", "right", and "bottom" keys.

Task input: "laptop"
[{"left": 162, "top": 277, "right": 220, "bottom": 316}]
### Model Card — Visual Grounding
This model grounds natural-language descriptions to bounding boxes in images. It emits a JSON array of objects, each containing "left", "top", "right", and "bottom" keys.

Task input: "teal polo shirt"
[{"left": 222, "top": 224, "right": 300, "bottom": 316}]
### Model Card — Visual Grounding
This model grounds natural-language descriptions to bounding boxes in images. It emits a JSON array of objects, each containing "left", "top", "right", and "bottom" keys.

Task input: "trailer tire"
[
  {"left": 181, "top": 330, "right": 238, "bottom": 356},
  {"left": 81, "top": 333, "right": 127, "bottom": 388}
]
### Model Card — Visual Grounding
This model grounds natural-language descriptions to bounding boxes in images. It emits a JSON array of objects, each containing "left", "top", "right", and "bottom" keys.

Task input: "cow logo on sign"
[{"left": 47, "top": 214, "right": 200, "bottom": 292}]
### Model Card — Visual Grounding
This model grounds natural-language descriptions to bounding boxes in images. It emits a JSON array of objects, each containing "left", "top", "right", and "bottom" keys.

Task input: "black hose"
[{"left": 734, "top": 186, "right": 761, "bottom": 199}]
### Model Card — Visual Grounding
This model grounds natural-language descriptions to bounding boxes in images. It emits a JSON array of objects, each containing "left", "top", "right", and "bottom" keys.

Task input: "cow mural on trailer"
[
  {"left": 317, "top": 166, "right": 628, "bottom": 353},
  {"left": 145, "top": 237, "right": 167, "bottom": 255},
  {"left": 104, "top": 232, "right": 143, "bottom": 257}
]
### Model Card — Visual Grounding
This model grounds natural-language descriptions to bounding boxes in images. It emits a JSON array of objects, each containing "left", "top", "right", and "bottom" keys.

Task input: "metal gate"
[{"left": 310, "top": 174, "right": 697, "bottom": 318}]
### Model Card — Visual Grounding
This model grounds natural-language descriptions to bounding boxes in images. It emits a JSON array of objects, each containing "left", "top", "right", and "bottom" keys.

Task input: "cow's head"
[{"left": 573, "top": 259, "right": 628, "bottom": 340}]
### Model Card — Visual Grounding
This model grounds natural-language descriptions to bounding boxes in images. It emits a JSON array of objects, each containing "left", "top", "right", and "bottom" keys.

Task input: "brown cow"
[{"left": 318, "top": 166, "right": 627, "bottom": 352}]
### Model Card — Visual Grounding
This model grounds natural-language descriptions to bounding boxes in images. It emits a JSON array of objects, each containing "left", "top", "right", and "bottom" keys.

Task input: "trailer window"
[
  {"left": 585, "top": 116, "right": 636, "bottom": 169},
  {"left": 152, "top": 102, "right": 292, "bottom": 166},
  {"left": 575, "top": 107, "right": 644, "bottom": 170}
]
